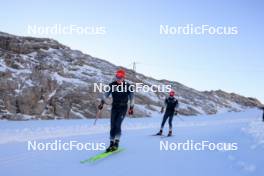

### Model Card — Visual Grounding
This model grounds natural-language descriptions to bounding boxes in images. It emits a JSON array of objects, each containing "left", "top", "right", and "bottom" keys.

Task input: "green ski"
[{"left": 80, "top": 148, "right": 125, "bottom": 164}]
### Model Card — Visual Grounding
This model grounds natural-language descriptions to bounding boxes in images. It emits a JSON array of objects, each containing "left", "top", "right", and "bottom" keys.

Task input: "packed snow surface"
[{"left": 0, "top": 109, "right": 263, "bottom": 176}]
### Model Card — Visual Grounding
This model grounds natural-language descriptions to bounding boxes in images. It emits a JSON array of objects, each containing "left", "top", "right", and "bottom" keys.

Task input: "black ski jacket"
[
  {"left": 102, "top": 81, "right": 134, "bottom": 108},
  {"left": 164, "top": 96, "right": 179, "bottom": 113}
]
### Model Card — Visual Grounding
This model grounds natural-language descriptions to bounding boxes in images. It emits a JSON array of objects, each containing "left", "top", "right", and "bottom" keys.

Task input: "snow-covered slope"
[
  {"left": 0, "top": 109, "right": 263, "bottom": 176},
  {"left": 0, "top": 31, "right": 262, "bottom": 120}
]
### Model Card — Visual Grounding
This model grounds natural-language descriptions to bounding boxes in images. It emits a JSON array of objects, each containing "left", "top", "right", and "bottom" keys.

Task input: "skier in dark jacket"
[
  {"left": 98, "top": 69, "right": 134, "bottom": 152},
  {"left": 156, "top": 90, "right": 179, "bottom": 136}
]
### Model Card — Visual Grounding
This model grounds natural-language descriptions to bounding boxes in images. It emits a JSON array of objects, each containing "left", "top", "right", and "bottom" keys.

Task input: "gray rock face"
[
  {"left": 0, "top": 32, "right": 262, "bottom": 120},
  {"left": 0, "top": 32, "right": 67, "bottom": 54}
]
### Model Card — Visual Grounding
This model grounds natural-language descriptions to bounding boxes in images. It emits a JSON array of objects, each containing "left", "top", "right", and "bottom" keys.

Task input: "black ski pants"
[
  {"left": 161, "top": 111, "right": 174, "bottom": 130},
  {"left": 110, "top": 105, "right": 127, "bottom": 140}
]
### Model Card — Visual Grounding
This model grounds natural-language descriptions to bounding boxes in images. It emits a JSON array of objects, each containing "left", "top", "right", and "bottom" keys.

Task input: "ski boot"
[
  {"left": 156, "top": 129, "right": 163, "bottom": 136},
  {"left": 168, "top": 130, "right": 172, "bottom": 137},
  {"left": 105, "top": 140, "right": 115, "bottom": 153},
  {"left": 113, "top": 139, "right": 119, "bottom": 151}
]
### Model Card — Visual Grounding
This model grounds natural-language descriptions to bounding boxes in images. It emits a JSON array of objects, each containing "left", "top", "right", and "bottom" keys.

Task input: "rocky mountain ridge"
[{"left": 0, "top": 32, "right": 262, "bottom": 120}]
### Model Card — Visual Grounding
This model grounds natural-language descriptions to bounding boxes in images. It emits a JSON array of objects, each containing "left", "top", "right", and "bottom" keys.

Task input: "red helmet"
[
  {"left": 169, "top": 90, "right": 175, "bottom": 97},
  {"left": 116, "top": 69, "right": 125, "bottom": 79}
]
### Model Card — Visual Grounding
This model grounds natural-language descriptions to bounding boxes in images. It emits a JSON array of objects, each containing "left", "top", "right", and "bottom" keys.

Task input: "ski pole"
[
  {"left": 177, "top": 115, "right": 184, "bottom": 121},
  {"left": 93, "top": 109, "right": 102, "bottom": 125},
  {"left": 93, "top": 102, "right": 109, "bottom": 125}
]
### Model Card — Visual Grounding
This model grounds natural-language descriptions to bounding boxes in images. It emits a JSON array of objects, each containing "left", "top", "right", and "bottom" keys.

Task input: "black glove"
[
  {"left": 174, "top": 110, "right": 178, "bottom": 115},
  {"left": 128, "top": 107, "right": 134, "bottom": 115},
  {"left": 160, "top": 107, "right": 164, "bottom": 113},
  {"left": 98, "top": 100, "right": 104, "bottom": 110},
  {"left": 98, "top": 104, "right": 103, "bottom": 110}
]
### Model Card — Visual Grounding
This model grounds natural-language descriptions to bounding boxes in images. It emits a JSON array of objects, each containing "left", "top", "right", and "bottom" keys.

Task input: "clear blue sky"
[{"left": 1, "top": 0, "right": 263, "bottom": 102}]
